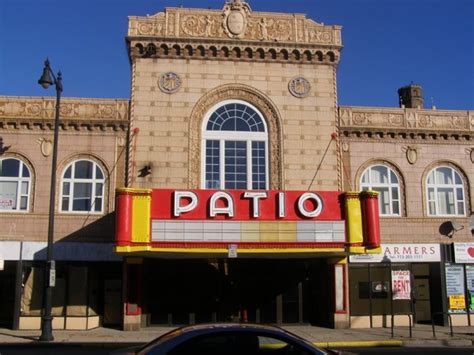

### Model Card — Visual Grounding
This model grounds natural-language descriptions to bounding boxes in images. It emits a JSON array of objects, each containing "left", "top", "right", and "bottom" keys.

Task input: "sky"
[{"left": 0, "top": 0, "right": 473, "bottom": 110}]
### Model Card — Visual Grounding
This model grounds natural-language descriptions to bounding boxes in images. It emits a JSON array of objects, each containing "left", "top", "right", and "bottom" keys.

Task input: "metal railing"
[
  {"left": 431, "top": 312, "right": 453, "bottom": 338},
  {"left": 390, "top": 313, "right": 413, "bottom": 338}
]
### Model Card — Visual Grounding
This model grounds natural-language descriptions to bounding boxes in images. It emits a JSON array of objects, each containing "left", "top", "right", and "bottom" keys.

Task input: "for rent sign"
[{"left": 392, "top": 270, "right": 411, "bottom": 300}]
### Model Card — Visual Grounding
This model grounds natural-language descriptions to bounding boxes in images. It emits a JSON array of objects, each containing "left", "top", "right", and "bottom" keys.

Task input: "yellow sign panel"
[{"left": 449, "top": 295, "right": 466, "bottom": 310}]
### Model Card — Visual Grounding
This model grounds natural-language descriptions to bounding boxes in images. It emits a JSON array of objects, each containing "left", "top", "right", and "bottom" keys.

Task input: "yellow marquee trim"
[{"left": 116, "top": 246, "right": 346, "bottom": 254}]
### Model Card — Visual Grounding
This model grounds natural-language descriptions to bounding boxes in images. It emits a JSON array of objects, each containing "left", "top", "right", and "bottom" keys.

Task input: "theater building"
[
  {"left": 117, "top": 1, "right": 383, "bottom": 330},
  {"left": 0, "top": 1, "right": 472, "bottom": 331}
]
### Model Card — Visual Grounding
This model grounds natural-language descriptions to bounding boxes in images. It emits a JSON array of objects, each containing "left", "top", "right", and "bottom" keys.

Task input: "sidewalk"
[{"left": 0, "top": 324, "right": 472, "bottom": 348}]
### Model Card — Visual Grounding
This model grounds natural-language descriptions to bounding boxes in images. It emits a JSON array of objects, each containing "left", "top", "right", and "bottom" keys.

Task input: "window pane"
[
  {"left": 0, "top": 159, "right": 20, "bottom": 177},
  {"left": 427, "top": 171, "right": 435, "bottom": 184},
  {"left": 436, "top": 167, "right": 452, "bottom": 184},
  {"left": 437, "top": 188, "right": 455, "bottom": 215},
  {"left": 95, "top": 166, "right": 104, "bottom": 180},
  {"left": 96, "top": 183, "right": 103, "bottom": 197},
  {"left": 64, "top": 166, "right": 72, "bottom": 179},
  {"left": 74, "top": 161, "right": 93, "bottom": 179},
  {"left": 374, "top": 187, "right": 389, "bottom": 215},
  {"left": 428, "top": 187, "right": 435, "bottom": 201},
  {"left": 391, "top": 187, "right": 399, "bottom": 200},
  {"left": 390, "top": 171, "right": 398, "bottom": 184},
  {"left": 94, "top": 198, "right": 102, "bottom": 212},
  {"left": 454, "top": 172, "right": 462, "bottom": 185},
  {"left": 20, "top": 196, "right": 28, "bottom": 210},
  {"left": 63, "top": 182, "right": 70, "bottom": 196},
  {"left": 392, "top": 201, "right": 400, "bottom": 215},
  {"left": 62, "top": 197, "right": 69, "bottom": 211},
  {"left": 22, "top": 164, "right": 30, "bottom": 178},
  {"left": 361, "top": 171, "right": 369, "bottom": 184},
  {"left": 371, "top": 166, "right": 388, "bottom": 184},
  {"left": 21, "top": 182, "right": 28, "bottom": 195},
  {"left": 0, "top": 181, "right": 18, "bottom": 210},
  {"left": 74, "top": 183, "right": 92, "bottom": 198},
  {"left": 428, "top": 201, "right": 436, "bottom": 215},
  {"left": 73, "top": 198, "right": 91, "bottom": 211},
  {"left": 457, "top": 202, "right": 465, "bottom": 215}
]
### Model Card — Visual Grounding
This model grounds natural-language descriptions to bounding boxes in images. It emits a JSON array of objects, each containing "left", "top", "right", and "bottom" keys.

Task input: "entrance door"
[
  {"left": 144, "top": 259, "right": 324, "bottom": 326},
  {"left": 103, "top": 279, "right": 122, "bottom": 326},
  {"left": 414, "top": 278, "right": 431, "bottom": 322},
  {"left": 0, "top": 261, "right": 16, "bottom": 328}
]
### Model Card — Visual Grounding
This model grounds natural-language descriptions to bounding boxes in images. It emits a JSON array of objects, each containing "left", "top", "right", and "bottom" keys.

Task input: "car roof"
[{"left": 178, "top": 323, "right": 288, "bottom": 334}]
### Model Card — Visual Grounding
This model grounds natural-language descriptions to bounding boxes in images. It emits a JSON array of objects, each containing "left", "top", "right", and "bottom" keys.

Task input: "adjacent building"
[{"left": 0, "top": 1, "right": 472, "bottom": 331}]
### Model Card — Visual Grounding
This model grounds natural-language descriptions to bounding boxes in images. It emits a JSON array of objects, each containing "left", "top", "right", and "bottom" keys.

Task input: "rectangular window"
[
  {"left": 205, "top": 140, "right": 220, "bottom": 189},
  {"left": 251, "top": 141, "right": 266, "bottom": 189},
  {"left": 438, "top": 188, "right": 455, "bottom": 215},
  {"left": 225, "top": 141, "right": 247, "bottom": 189},
  {"left": 0, "top": 181, "right": 18, "bottom": 210},
  {"left": 73, "top": 183, "right": 92, "bottom": 211}
]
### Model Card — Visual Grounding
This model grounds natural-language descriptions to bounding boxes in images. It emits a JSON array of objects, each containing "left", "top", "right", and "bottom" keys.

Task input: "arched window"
[
  {"left": 60, "top": 159, "right": 105, "bottom": 213},
  {"left": 0, "top": 158, "right": 31, "bottom": 212},
  {"left": 202, "top": 100, "right": 268, "bottom": 190},
  {"left": 360, "top": 165, "right": 401, "bottom": 216},
  {"left": 426, "top": 166, "right": 465, "bottom": 216}
]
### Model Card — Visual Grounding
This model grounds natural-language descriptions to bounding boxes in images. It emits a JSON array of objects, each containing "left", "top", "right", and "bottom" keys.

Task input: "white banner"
[
  {"left": 453, "top": 243, "right": 474, "bottom": 264},
  {"left": 350, "top": 244, "right": 441, "bottom": 263}
]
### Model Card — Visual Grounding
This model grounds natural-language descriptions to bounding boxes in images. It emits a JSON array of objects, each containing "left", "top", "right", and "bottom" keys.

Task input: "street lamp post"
[{"left": 38, "top": 58, "right": 63, "bottom": 342}]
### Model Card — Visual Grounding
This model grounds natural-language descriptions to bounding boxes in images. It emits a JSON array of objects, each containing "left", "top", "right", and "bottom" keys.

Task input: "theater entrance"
[{"left": 142, "top": 258, "right": 332, "bottom": 327}]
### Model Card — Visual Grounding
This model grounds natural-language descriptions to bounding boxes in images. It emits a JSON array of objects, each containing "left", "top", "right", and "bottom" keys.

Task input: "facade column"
[
  {"left": 330, "top": 257, "right": 349, "bottom": 328},
  {"left": 123, "top": 258, "right": 143, "bottom": 331}
]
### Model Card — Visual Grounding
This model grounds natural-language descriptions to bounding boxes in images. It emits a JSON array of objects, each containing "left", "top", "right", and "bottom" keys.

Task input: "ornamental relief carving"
[
  {"left": 130, "top": 2, "right": 341, "bottom": 46},
  {"left": 137, "top": 21, "right": 163, "bottom": 36},
  {"left": 181, "top": 15, "right": 223, "bottom": 38},
  {"left": 387, "top": 114, "right": 404, "bottom": 126},
  {"left": 0, "top": 97, "right": 128, "bottom": 121},
  {"left": 352, "top": 112, "right": 371, "bottom": 125},
  {"left": 449, "top": 116, "right": 467, "bottom": 128},
  {"left": 188, "top": 84, "right": 283, "bottom": 190},
  {"left": 417, "top": 115, "right": 434, "bottom": 128}
]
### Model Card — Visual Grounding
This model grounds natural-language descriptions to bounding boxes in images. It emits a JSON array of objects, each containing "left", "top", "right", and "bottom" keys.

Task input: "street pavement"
[{"left": 0, "top": 324, "right": 472, "bottom": 348}]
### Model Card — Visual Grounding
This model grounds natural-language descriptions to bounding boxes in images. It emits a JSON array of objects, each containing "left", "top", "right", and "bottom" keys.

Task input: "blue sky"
[{"left": 0, "top": 0, "right": 473, "bottom": 109}]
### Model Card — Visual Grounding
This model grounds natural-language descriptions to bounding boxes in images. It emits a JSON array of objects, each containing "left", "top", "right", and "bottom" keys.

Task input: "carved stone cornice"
[
  {"left": 0, "top": 96, "right": 129, "bottom": 132},
  {"left": 188, "top": 84, "right": 283, "bottom": 190},
  {"left": 339, "top": 106, "right": 473, "bottom": 142},
  {"left": 127, "top": 2, "right": 342, "bottom": 64}
]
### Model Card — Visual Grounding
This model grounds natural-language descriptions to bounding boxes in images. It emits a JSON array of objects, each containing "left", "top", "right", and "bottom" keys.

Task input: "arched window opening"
[
  {"left": 426, "top": 166, "right": 466, "bottom": 216},
  {"left": 0, "top": 158, "right": 31, "bottom": 212},
  {"left": 202, "top": 100, "right": 268, "bottom": 190},
  {"left": 360, "top": 164, "right": 401, "bottom": 216},
  {"left": 60, "top": 159, "right": 106, "bottom": 213}
]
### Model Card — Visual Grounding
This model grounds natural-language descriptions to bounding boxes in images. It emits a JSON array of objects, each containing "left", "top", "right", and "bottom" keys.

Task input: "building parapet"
[
  {"left": 0, "top": 96, "right": 129, "bottom": 131},
  {"left": 127, "top": 1, "right": 342, "bottom": 64},
  {"left": 339, "top": 106, "right": 473, "bottom": 139}
]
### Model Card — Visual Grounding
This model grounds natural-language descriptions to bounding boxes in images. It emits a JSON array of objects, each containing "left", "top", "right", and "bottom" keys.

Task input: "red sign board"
[{"left": 150, "top": 189, "right": 343, "bottom": 221}]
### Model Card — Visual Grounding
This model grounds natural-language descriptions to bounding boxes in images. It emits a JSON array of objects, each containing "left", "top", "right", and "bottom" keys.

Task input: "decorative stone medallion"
[
  {"left": 406, "top": 146, "right": 418, "bottom": 165},
  {"left": 223, "top": 0, "right": 250, "bottom": 38},
  {"left": 288, "top": 77, "right": 311, "bottom": 98},
  {"left": 158, "top": 72, "right": 182, "bottom": 94}
]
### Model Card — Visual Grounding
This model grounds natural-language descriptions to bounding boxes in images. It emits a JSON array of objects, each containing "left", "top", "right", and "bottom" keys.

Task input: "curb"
[{"left": 314, "top": 340, "right": 403, "bottom": 348}]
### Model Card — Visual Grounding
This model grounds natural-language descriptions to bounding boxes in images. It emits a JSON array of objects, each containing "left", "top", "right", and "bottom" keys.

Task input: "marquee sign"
[
  {"left": 150, "top": 189, "right": 343, "bottom": 221},
  {"left": 115, "top": 188, "right": 381, "bottom": 254}
]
